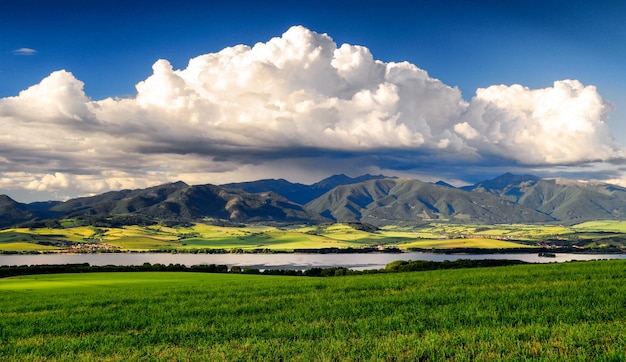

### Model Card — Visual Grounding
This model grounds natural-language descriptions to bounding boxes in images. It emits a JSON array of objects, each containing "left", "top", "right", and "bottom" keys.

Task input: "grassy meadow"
[
  {"left": 2, "top": 220, "right": 626, "bottom": 253},
  {"left": 1, "top": 260, "right": 625, "bottom": 361}
]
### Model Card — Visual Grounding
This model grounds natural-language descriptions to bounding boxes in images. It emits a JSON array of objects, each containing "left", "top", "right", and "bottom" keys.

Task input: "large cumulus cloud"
[
  {"left": 0, "top": 26, "right": 623, "bottom": 198},
  {"left": 126, "top": 26, "right": 467, "bottom": 151},
  {"left": 456, "top": 80, "right": 618, "bottom": 164}
]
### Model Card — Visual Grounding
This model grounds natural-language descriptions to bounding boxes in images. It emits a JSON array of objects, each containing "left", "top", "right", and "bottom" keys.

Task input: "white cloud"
[
  {"left": 0, "top": 26, "right": 623, "bottom": 199},
  {"left": 120, "top": 26, "right": 467, "bottom": 151},
  {"left": 1, "top": 70, "right": 93, "bottom": 123},
  {"left": 458, "top": 80, "right": 621, "bottom": 164},
  {"left": 454, "top": 122, "right": 480, "bottom": 140},
  {"left": 12, "top": 48, "right": 37, "bottom": 55}
]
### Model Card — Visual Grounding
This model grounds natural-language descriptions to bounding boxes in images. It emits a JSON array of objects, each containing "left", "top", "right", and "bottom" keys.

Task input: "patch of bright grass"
[
  {"left": 105, "top": 237, "right": 179, "bottom": 250},
  {"left": 573, "top": 220, "right": 626, "bottom": 232},
  {"left": 0, "top": 242, "right": 60, "bottom": 251}
]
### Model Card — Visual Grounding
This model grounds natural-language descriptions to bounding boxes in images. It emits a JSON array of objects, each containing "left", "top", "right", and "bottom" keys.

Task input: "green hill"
[
  {"left": 465, "top": 173, "right": 626, "bottom": 222},
  {"left": 307, "top": 178, "right": 554, "bottom": 225}
]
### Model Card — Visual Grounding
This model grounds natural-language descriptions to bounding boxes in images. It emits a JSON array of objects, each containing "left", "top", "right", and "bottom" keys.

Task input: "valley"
[
  {"left": 3, "top": 173, "right": 626, "bottom": 253},
  {"left": 2, "top": 220, "right": 625, "bottom": 253}
]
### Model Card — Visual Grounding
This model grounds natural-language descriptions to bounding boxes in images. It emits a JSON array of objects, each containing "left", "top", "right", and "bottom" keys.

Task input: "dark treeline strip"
[
  {"left": 0, "top": 263, "right": 227, "bottom": 278},
  {"left": 407, "top": 246, "right": 626, "bottom": 254},
  {"left": 293, "top": 247, "right": 402, "bottom": 253},
  {"left": 383, "top": 258, "right": 528, "bottom": 272},
  {"left": 0, "top": 259, "right": 530, "bottom": 278},
  {"left": 7, "top": 246, "right": 622, "bottom": 256},
  {"left": 0, "top": 248, "right": 278, "bottom": 255},
  {"left": 0, "top": 247, "right": 402, "bottom": 255},
  {"left": 17, "top": 216, "right": 194, "bottom": 229}
]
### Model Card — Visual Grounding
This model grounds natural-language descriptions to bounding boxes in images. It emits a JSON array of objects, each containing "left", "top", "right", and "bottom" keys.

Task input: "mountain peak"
[
  {"left": 313, "top": 174, "right": 352, "bottom": 188},
  {"left": 434, "top": 180, "right": 455, "bottom": 188},
  {"left": 312, "top": 174, "right": 389, "bottom": 189},
  {"left": 0, "top": 194, "right": 19, "bottom": 205},
  {"left": 495, "top": 172, "right": 538, "bottom": 181},
  {"left": 478, "top": 173, "right": 540, "bottom": 189}
]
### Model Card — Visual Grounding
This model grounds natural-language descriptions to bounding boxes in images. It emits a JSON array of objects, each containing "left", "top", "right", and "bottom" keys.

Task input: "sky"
[{"left": 1, "top": 0, "right": 626, "bottom": 202}]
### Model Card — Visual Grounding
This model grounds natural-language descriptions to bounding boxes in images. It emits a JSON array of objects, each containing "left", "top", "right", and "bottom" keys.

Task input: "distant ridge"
[
  {"left": 464, "top": 173, "right": 626, "bottom": 222},
  {"left": 46, "top": 181, "right": 324, "bottom": 223},
  {"left": 306, "top": 178, "right": 553, "bottom": 225},
  {"left": 2, "top": 173, "right": 626, "bottom": 227},
  {"left": 461, "top": 173, "right": 540, "bottom": 193},
  {"left": 0, "top": 195, "right": 35, "bottom": 228},
  {"left": 222, "top": 174, "right": 388, "bottom": 204}
]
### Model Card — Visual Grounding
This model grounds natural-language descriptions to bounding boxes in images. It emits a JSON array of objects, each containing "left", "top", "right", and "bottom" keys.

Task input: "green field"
[
  {"left": 1, "top": 260, "right": 625, "bottom": 361},
  {"left": 572, "top": 220, "right": 626, "bottom": 232},
  {"left": 0, "top": 223, "right": 412, "bottom": 252},
  {"left": 3, "top": 220, "right": 626, "bottom": 253}
]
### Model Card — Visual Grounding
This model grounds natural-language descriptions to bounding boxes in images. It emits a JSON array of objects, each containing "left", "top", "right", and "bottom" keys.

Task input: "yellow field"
[
  {"left": 402, "top": 223, "right": 575, "bottom": 240},
  {"left": 178, "top": 223, "right": 277, "bottom": 238},
  {"left": 106, "top": 237, "right": 179, "bottom": 250},
  {"left": 177, "top": 229, "right": 358, "bottom": 251},
  {"left": 0, "top": 242, "right": 60, "bottom": 251},
  {"left": 312, "top": 224, "right": 383, "bottom": 242},
  {"left": 398, "top": 237, "right": 536, "bottom": 249},
  {"left": 260, "top": 231, "right": 357, "bottom": 250},
  {"left": 2, "top": 226, "right": 97, "bottom": 242},
  {"left": 2, "top": 220, "right": 624, "bottom": 253},
  {"left": 572, "top": 220, "right": 626, "bottom": 232},
  {"left": 101, "top": 226, "right": 178, "bottom": 241}
]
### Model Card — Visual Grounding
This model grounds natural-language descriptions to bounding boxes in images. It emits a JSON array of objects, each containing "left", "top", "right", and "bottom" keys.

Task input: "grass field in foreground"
[{"left": 1, "top": 260, "right": 625, "bottom": 361}]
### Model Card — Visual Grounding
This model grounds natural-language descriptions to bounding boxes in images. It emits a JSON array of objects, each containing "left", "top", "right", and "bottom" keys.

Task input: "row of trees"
[
  {"left": 0, "top": 259, "right": 530, "bottom": 278},
  {"left": 384, "top": 259, "right": 528, "bottom": 272},
  {"left": 18, "top": 215, "right": 195, "bottom": 229}
]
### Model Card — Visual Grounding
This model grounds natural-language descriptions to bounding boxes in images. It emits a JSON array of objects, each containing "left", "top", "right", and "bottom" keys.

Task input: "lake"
[{"left": 1, "top": 252, "right": 625, "bottom": 271}]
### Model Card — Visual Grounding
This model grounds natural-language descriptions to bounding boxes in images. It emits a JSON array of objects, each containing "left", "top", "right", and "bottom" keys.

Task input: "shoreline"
[{"left": 1, "top": 246, "right": 624, "bottom": 256}]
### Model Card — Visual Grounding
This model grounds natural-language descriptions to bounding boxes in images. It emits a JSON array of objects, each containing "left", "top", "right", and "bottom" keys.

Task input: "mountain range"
[{"left": 2, "top": 173, "right": 626, "bottom": 228}]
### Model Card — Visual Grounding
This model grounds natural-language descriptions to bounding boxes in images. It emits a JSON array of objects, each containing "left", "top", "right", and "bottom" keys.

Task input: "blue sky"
[
  {"left": 1, "top": 0, "right": 626, "bottom": 202},
  {"left": 4, "top": 1, "right": 625, "bottom": 102}
]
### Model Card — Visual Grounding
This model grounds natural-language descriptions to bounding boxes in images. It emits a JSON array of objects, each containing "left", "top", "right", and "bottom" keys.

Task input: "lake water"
[{"left": 1, "top": 252, "right": 625, "bottom": 271}]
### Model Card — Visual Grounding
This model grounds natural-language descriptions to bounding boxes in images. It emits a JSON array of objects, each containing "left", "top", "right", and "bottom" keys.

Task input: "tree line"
[{"left": 0, "top": 259, "right": 531, "bottom": 278}]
